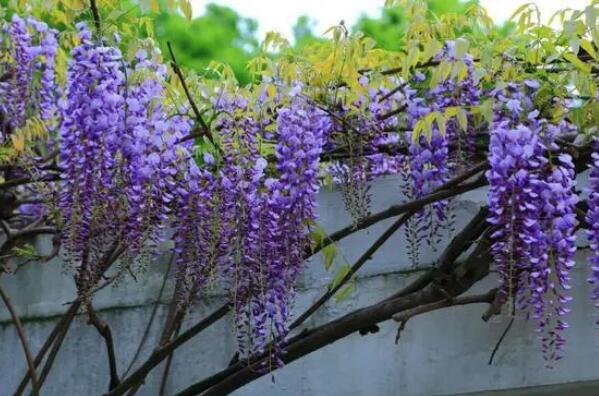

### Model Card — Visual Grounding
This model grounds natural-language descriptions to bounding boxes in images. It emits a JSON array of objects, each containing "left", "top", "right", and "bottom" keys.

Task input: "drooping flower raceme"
[
  {"left": 58, "top": 24, "right": 127, "bottom": 285},
  {"left": 487, "top": 84, "right": 577, "bottom": 362},
  {"left": 250, "top": 99, "right": 329, "bottom": 362},
  {"left": 0, "top": 15, "right": 58, "bottom": 136},
  {"left": 58, "top": 24, "right": 189, "bottom": 291},
  {"left": 586, "top": 141, "right": 599, "bottom": 323}
]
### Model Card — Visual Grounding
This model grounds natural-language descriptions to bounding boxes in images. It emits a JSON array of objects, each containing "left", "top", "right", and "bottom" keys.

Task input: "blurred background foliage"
[
  {"left": 153, "top": 0, "right": 513, "bottom": 84},
  {"left": 0, "top": 0, "right": 513, "bottom": 84},
  {"left": 154, "top": 3, "right": 259, "bottom": 83}
]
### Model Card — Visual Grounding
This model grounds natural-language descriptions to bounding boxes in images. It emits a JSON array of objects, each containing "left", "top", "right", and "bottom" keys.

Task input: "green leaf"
[
  {"left": 478, "top": 99, "right": 494, "bottom": 124},
  {"left": 510, "top": 3, "right": 532, "bottom": 21},
  {"left": 179, "top": 0, "right": 192, "bottom": 21},
  {"left": 452, "top": 60, "right": 468, "bottom": 82},
  {"left": 412, "top": 119, "right": 424, "bottom": 142},
  {"left": 581, "top": 39, "right": 598, "bottom": 60},
  {"left": 406, "top": 46, "right": 419, "bottom": 69},
  {"left": 322, "top": 243, "right": 337, "bottom": 271},
  {"left": 586, "top": 5, "right": 597, "bottom": 29},
  {"left": 569, "top": 37, "right": 580, "bottom": 55},
  {"left": 11, "top": 244, "right": 38, "bottom": 259},
  {"left": 423, "top": 114, "right": 434, "bottom": 142},
  {"left": 334, "top": 283, "right": 355, "bottom": 303},
  {"left": 434, "top": 112, "right": 447, "bottom": 136},
  {"left": 422, "top": 39, "right": 442, "bottom": 61},
  {"left": 456, "top": 108, "right": 468, "bottom": 131},
  {"left": 330, "top": 264, "right": 351, "bottom": 290},
  {"left": 454, "top": 38, "right": 469, "bottom": 59},
  {"left": 309, "top": 225, "right": 326, "bottom": 250},
  {"left": 564, "top": 52, "right": 592, "bottom": 73},
  {"left": 444, "top": 107, "right": 459, "bottom": 118},
  {"left": 439, "top": 61, "right": 452, "bottom": 82}
]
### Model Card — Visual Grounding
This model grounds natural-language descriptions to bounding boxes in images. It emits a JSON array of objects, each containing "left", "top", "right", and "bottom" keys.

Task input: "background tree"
[{"left": 153, "top": 3, "right": 259, "bottom": 84}]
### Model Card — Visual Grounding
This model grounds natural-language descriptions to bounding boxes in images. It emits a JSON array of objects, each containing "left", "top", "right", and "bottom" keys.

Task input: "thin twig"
[
  {"left": 87, "top": 304, "right": 120, "bottom": 390},
  {"left": 0, "top": 286, "right": 39, "bottom": 396},
  {"left": 291, "top": 210, "right": 417, "bottom": 330},
  {"left": 202, "top": 208, "right": 490, "bottom": 394},
  {"left": 158, "top": 320, "right": 183, "bottom": 396},
  {"left": 378, "top": 82, "right": 408, "bottom": 103},
  {"left": 13, "top": 300, "right": 81, "bottom": 396},
  {"left": 312, "top": 168, "right": 488, "bottom": 255},
  {"left": 121, "top": 254, "right": 174, "bottom": 377},
  {"left": 17, "top": 245, "right": 124, "bottom": 395},
  {"left": 393, "top": 288, "right": 498, "bottom": 344},
  {"left": 32, "top": 301, "right": 81, "bottom": 394},
  {"left": 89, "top": 0, "right": 101, "bottom": 38},
  {"left": 488, "top": 317, "right": 515, "bottom": 365},
  {"left": 108, "top": 162, "right": 489, "bottom": 394},
  {"left": 166, "top": 42, "right": 213, "bottom": 144},
  {"left": 378, "top": 104, "right": 408, "bottom": 121},
  {"left": 105, "top": 304, "right": 231, "bottom": 396},
  {"left": 0, "top": 174, "right": 60, "bottom": 190},
  {"left": 181, "top": 235, "right": 493, "bottom": 396}
]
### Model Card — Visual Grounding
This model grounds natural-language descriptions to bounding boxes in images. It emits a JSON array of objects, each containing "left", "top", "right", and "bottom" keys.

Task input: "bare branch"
[
  {"left": 0, "top": 286, "right": 39, "bottom": 396},
  {"left": 106, "top": 304, "right": 231, "bottom": 396},
  {"left": 89, "top": 0, "right": 101, "bottom": 38},
  {"left": 378, "top": 82, "right": 408, "bottom": 103},
  {"left": 392, "top": 288, "right": 498, "bottom": 344},
  {"left": 15, "top": 244, "right": 124, "bottom": 395},
  {"left": 179, "top": 242, "right": 491, "bottom": 396},
  {"left": 166, "top": 42, "right": 213, "bottom": 145},
  {"left": 111, "top": 165, "right": 490, "bottom": 394},
  {"left": 312, "top": 165, "right": 488, "bottom": 255},
  {"left": 158, "top": 321, "right": 183, "bottom": 396},
  {"left": 19, "top": 300, "right": 81, "bottom": 396},
  {"left": 291, "top": 210, "right": 417, "bottom": 330},
  {"left": 488, "top": 317, "right": 515, "bottom": 365},
  {"left": 378, "top": 104, "right": 407, "bottom": 121},
  {"left": 13, "top": 301, "right": 81, "bottom": 396},
  {"left": 87, "top": 304, "right": 119, "bottom": 390},
  {"left": 0, "top": 174, "right": 60, "bottom": 190},
  {"left": 179, "top": 215, "right": 491, "bottom": 396},
  {"left": 121, "top": 255, "right": 173, "bottom": 378}
]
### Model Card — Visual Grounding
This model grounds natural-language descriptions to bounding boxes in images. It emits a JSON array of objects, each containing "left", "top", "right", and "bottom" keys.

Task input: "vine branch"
[
  {"left": 0, "top": 286, "right": 39, "bottom": 396},
  {"left": 166, "top": 42, "right": 213, "bottom": 145},
  {"left": 87, "top": 304, "right": 119, "bottom": 390}
]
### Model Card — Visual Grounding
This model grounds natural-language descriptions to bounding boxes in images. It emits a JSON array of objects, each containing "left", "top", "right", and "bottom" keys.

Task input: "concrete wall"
[{"left": 1, "top": 176, "right": 599, "bottom": 396}]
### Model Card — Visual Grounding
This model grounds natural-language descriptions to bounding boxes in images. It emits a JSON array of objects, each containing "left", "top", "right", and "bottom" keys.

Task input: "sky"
[{"left": 190, "top": 0, "right": 590, "bottom": 42}]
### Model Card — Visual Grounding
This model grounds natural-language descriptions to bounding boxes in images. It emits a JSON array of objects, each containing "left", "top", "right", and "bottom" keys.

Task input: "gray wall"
[{"left": 1, "top": 176, "right": 599, "bottom": 396}]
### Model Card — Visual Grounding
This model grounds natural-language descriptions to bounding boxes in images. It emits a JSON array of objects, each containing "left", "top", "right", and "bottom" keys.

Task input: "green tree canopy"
[{"left": 154, "top": 3, "right": 258, "bottom": 83}]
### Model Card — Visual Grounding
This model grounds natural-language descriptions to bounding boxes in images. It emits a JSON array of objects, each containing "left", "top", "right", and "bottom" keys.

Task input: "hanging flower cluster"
[
  {"left": 398, "top": 42, "right": 481, "bottom": 258},
  {"left": 58, "top": 23, "right": 189, "bottom": 292},
  {"left": 0, "top": 14, "right": 58, "bottom": 139},
  {"left": 169, "top": 89, "right": 329, "bottom": 359},
  {"left": 487, "top": 83, "right": 577, "bottom": 362},
  {"left": 586, "top": 143, "right": 599, "bottom": 322}
]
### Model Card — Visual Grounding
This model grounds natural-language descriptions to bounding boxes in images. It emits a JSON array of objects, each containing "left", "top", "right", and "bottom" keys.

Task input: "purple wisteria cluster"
[
  {"left": 487, "top": 82, "right": 577, "bottom": 362},
  {"left": 58, "top": 23, "right": 190, "bottom": 292},
  {"left": 169, "top": 88, "right": 329, "bottom": 359},
  {"left": 257, "top": 100, "right": 329, "bottom": 356},
  {"left": 0, "top": 14, "right": 58, "bottom": 139},
  {"left": 400, "top": 42, "right": 480, "bottom": 257},
  {"left": 586, "top": 143, "right": 599, "bottom": 322}
]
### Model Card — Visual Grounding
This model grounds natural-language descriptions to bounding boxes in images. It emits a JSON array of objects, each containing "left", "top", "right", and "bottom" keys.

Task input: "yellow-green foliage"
[
  {"left": 3, "top": 0, "right": 599, "bottom": 153},
  {"left": 0, "top": 117, "right": 47, "bottom": 163}
]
